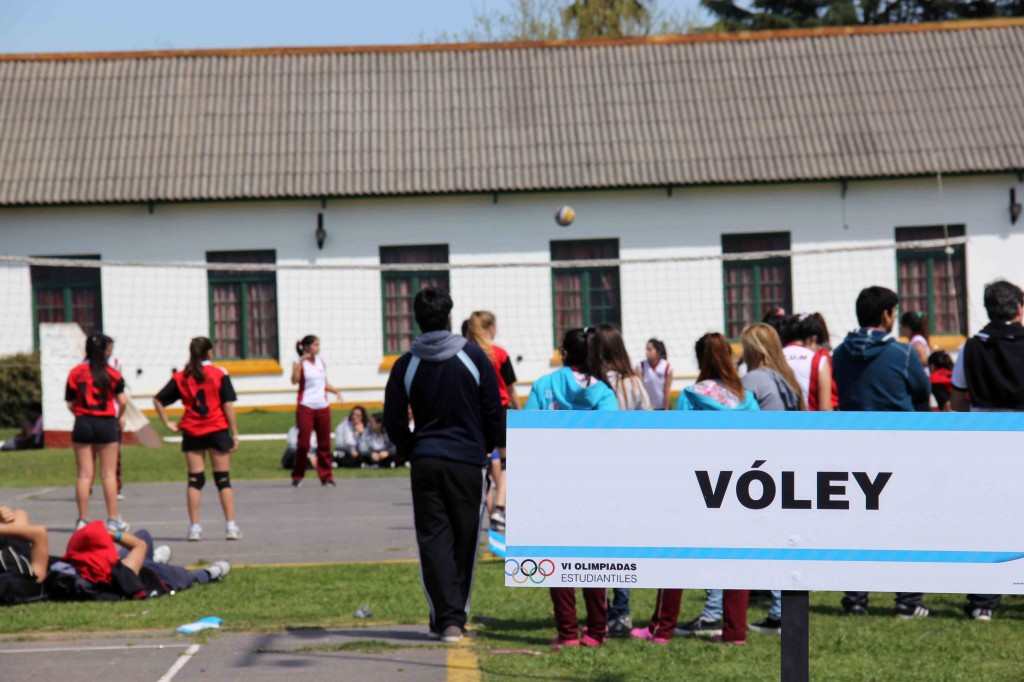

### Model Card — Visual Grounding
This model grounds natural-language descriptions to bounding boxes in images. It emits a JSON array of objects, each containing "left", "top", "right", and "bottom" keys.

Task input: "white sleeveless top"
[
  {"left": 298, "top": 357, "right": 329, "bottom": 409},
  {"left": 909, "top": 335, "right": 930, "bottom": 375},
  {"left": 638, "top": 359, "right": 672, "bottom": 409},
  {"left": 783, "top": 344, "right": 824, "bottom": 403}
]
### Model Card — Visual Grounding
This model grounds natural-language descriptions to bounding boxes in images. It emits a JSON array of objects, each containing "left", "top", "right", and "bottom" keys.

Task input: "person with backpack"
[
  {"left": 949, "top": 280, "right": 1024, "bottom": 620},
  {"left": 383, "top": 288, "right": 503, "bottom": 645}
]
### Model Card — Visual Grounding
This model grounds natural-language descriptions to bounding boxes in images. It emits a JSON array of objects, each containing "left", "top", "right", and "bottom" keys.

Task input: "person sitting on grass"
[
  {"left": 358, "top": 413, "right": 399, "bottom": 467},
  {"left": 334, "top": 405, "right": 370, "bottom": 468},
  {"left": 1, "top": 402, "right": 43, "bottom": 451}
]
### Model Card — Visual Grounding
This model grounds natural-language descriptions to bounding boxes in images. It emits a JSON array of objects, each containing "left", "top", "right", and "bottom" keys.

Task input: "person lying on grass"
[{"left": 0, "top": 506, "right": 50, "bottom": 582}]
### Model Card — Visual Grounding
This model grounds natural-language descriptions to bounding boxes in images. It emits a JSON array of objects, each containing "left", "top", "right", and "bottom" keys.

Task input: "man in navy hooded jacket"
[
  {"left": 384, "top": 288, "right": 502, "bottom": 644},
  {"left": 832, "top": 285, "right": 930, "bottom": 618}
]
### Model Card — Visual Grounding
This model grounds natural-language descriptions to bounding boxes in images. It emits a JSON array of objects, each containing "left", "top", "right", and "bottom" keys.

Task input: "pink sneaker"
[
  {"left": 630, "top": 627, "right": 669, "bottom": 645},
  {"left": 711, "top": 635, "right": 746, "bottom": 645},
  {"left": 551, "top": 637, "right": 580, "bottom": 651},
  {"left": 581, "top": 633, "right": 604, "bottom": 647}
]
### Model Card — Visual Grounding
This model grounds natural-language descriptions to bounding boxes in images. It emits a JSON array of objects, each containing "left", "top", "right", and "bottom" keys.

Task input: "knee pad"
[
  {"left": 188, "top": 471, "right": 206, "bottom": 490},
  {"left": 214, "top": 471, "right": 232, "bottom": 490}
]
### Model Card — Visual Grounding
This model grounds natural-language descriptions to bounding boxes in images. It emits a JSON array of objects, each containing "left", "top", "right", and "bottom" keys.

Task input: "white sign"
[{"left": 505, "top": 411, "right": 1024, "bottom": 593}]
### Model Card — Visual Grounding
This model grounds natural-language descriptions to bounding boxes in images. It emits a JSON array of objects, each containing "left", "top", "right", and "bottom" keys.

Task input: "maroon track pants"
[
  {"left": 643, "top": 588, "right": 749, "bottom": 642},
  {"left": 550, "top": 587, "right": 608, "bottom": 642},
  {"left": 293, "top": 405, "right": 333, "bottom": 483}
]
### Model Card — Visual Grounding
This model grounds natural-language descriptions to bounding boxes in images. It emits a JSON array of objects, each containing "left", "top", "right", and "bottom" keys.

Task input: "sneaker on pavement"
[
  {"left": 117, "top": 491, "right": 126, "bottom": 501},
  {"left": 74, "top": 518, "right": 88, "bottom": 531},
  {"left": 608, "top": 614, "right": 633, "bottom": 637},
  {"left": 106, "top": 517, "right": 130, "bottom": 534},
  {"left": 675, "top": 616, "right": 722, "bottom": 637},
  {"left": 630, "top": 627, "right": 669, "bottom": 645},
  {"left": 440, "top": 625, "right": 463, "bottom": 643},
  {"left": 153, "top": 545, "right": 172, "bottom": 564},
  {"left": 748, "top": 616, "right": 782, "bottom": 635},
  {"left": 967, "top": 607, "right": 993, "bottom": 621},
  {"left": 291, "top": 479, "right": 302, "bottom": 488},
  {"left": 187, "top": 524, "right": 202, "bottom": 542},
  {"left": 894, "top": 604, "right": 929, "bottom": 620},
  {"left": 225, "top": 523, "right": 242, "bottom": 541},
  {"left": 206, "top": 560, "right": 231, "bottom": 581}
]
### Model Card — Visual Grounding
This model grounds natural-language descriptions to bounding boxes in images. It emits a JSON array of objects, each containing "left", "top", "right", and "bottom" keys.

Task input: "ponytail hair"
[
  {"left": 647, "top": 338, "right": 667, "bottom": 360},
  {"left": 187, "top": 337, "right": 213, "bottom": 383},
  {"left": 561, "top": 328, "right": 590, "bottom": 370},
  {"left": 900, "top": 310, "right": 930, "bottom": 343},
  {"left": 466, "top": 311, "right": 495, "bottom": 360},
  {"left": 296, "top": 335, "right": 318, "bottom": 357},
  {"left": 694, "top": 332, "right": 744, "bottom": 400},
  {"left": 85, "top": 333, "right": 111, "bottom": 394}
]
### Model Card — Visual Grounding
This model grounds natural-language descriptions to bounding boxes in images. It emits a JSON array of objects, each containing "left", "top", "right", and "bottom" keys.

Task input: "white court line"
[
  {"left": 157, "top": 643, "right": 201, "bottom": 682},
  {"left": 14, "top": 487, "right": 55, "bottom": 500},
  {"left": 0, "top": 643, "right": 190, "bottom": 654},
  {"left": 163, "top": 433, "right": 287, "bottom": 443}
]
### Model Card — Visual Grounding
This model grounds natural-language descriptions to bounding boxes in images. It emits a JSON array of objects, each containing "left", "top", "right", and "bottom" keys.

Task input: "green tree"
[
  {"left": 562, "top": 0, "right": 652, "bottom": 37},
  {"left": 701, "top": 0, "right": 1023, "bottom": 29}
]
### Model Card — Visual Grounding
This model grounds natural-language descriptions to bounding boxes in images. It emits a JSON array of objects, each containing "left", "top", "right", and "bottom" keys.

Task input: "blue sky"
[{"left": 0, "top": 0, "right": 707, "bottom": 54}]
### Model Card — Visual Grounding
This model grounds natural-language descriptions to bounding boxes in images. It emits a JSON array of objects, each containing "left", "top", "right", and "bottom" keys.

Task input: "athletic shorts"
[
  {"left": 181, "top": 429, "right": 233, "bottom": 453},
  {"left": 72, "top": 416, "right": 119, "bottom": 445}
]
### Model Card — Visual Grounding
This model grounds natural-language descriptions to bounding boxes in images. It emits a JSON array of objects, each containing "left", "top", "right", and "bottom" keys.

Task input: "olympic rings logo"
[{"left": 505, "top": 558, "right": 555, "bottom": 584}]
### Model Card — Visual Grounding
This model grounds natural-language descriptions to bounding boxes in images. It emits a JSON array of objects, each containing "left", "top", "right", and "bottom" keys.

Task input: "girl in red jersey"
[
  {"left": 153, "top": 337, "right": 241, "bottom": 541},
  {"left": 291, "top": 335, "right": 342, "bottom": 487},
  {"left": 465, "top": 311, "right": 518, "bottom": 532},
  {"left": 66, "top": 334, "right": 128, "bottom": 532}
]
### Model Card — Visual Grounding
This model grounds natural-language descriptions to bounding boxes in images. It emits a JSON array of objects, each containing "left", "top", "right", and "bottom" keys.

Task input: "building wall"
[{"left": 1, "top": 173, "right": 1021, "bottom": 411}]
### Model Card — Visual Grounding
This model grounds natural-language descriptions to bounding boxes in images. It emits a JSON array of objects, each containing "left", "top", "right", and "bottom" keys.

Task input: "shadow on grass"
[{"left": 471, "top": 615, "right": 562, "bottom": 646}]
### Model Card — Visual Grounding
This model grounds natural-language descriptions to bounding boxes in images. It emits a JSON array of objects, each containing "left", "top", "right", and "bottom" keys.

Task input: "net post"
[{"left": 781, "top": 590, "right": 809, "bottom": 682}]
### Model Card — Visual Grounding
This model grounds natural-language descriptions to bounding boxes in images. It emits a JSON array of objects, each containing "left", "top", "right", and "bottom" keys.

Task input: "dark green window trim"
[
  {"left": 30, "top": 256, "right": 102, "bottom": 351},
  {"left": 206, "top": 251, "right": 278, "bottom": 360},
  {"left": 550, "top": 239, "right": 621, "bottom": 346},
  {"left": 379, "top": 245, "right": 449, "bottom": 355},
  {"left": 895, "top": 226, "right": 967, "bottom": 336},
  {"left": 721, "top": 232, "right": 792, "bottom": 340}
]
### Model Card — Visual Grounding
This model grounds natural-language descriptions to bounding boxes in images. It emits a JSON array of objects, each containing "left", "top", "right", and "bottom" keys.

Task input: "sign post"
[{"left": 505, "top": 410, "right": 1024, "bottom": 678}]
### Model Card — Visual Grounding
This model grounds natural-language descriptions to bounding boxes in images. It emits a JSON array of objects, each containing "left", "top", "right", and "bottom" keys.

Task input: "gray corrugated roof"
[{"left": 1, "top": 21, "right": 1023, "bottom": 206}]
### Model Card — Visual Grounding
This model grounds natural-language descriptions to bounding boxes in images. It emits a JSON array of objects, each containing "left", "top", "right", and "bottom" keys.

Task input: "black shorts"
[
  {"left": 181, "top": 429, "right": 233, "bottom": 453},
  {"left": 72, "top": 416, "right": 119, "bottom": 445}
]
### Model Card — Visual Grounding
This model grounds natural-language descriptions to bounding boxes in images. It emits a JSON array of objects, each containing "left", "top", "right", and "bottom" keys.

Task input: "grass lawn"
[
  {"left": 0, "top": 410, "right": 406, "bottom": 488},
  {"left": 2, "top": 559, "right": 1022, "bottom": 681}
]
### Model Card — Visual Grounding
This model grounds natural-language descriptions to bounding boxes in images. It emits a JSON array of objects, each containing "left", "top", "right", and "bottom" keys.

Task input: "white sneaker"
[
  {"left": 187, "top": 524, "right": 202, "bottom": 542},
  {"left": 106, "top": 517, "right": 130, "bottom": 533},
  {"left": 117, "top": 491, "right": 126, "bottom": 500},
  {"left": 207, "top": 560, "right": 231, "bottom": 580},
  {"left": 225, "top": 523, "right": 242, "bottom": 541},
  {"left": 153, "top": 545, "right": 172, "bottom": 564},
  {"left": 74, "top": 518, "right": 88, "bottom": 531}
]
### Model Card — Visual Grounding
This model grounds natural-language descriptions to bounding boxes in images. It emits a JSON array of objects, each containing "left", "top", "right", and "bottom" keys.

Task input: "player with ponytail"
[
  {"left": 65, "top": 333, "right": 128, "bottom": 532},
  {"left": 153, "top": 337, "right": 241, "bottom": 541},
  {"left": 291, "top": 334, "right": 342, "bottom": 487}
]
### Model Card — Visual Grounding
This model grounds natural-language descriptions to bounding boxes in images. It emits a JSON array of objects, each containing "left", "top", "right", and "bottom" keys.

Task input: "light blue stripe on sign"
[
  {"left": 507, "top": 410, "right": 1024, "bottom": 432},
  {"left": 506, "top": 546, "right": 1024, "bottom": 564}
]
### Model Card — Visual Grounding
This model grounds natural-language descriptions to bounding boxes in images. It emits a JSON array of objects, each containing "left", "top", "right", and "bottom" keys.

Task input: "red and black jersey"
[
  {"left": 65, "top": 363, "right": 125, "bottom": 418},
  {"left": 155, "top": 363, "right": 238, "bottom": 437},
  {"left": 491, "top": 345, "right": 518, "bottom": 408}
]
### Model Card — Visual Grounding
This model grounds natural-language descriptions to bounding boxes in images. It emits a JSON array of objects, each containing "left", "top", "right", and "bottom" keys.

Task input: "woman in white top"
[
  {"left": 291, "top": 335, "right": 342, "bottom": 487},
  {"left": 781, "top": 313, "right": 836, "bottom": 411},
  {"left": 899, "top": 311, "right": 932, "bottom": 412},
  {"left": 638, "top": 338, "right": 673, "bottom": 410}
]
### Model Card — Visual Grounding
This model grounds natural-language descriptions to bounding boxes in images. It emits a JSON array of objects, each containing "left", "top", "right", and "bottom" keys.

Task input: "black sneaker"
[
  {"left": 894, "top": 603, "right": 929, "bottom": 620},
  {"left": 607, "top": 614, "right": 633, "bottom": 637},
  {"left": 844, "top": 605, "right": 868, "bottom": 616},
  {"left": 748, "top": 616, "right": 782, "bottom": 635},
  {"left": 674, "top": 616, "right": 722, "bottom": 637}
]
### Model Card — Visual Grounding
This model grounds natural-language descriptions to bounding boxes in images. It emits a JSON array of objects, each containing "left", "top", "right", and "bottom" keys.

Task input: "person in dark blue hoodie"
[
  {"left": 832, "top": 286, "right": 930, "bottom": 413},
  {"left": 384, "top": 288, "right": 502, "bottom": 644},
  {"left": 832, "top": 286, "right": 930, "bottom": 619}
]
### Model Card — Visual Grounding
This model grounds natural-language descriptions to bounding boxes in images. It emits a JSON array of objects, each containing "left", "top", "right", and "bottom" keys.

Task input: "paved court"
[{"left": 0, "top": 476, "right": 488, "bottom": 681}]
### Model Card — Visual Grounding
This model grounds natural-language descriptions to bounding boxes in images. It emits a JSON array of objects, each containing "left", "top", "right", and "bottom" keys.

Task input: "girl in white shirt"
[
  {"left": 637, "top": 338, "right": 673, "bottom": 410},
  {"left": 291, "top": 335, "right": 342, "bottom": 487}
]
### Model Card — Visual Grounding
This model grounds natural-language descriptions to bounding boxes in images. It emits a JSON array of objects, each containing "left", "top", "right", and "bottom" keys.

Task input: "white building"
[{"left": 1, "top": 20, "right": 1023, "bottom": 440}]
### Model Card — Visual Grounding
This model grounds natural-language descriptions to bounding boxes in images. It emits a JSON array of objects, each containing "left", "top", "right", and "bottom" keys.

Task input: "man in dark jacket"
[
  {"left": 949, "top": 280, "right": 1024, "bottom": 621},
  {"left": 832, "top": 286, "right": 930, "bottom": 618},
  {"left": 384, "top": 288, "right": 502, "bottom": 644}
]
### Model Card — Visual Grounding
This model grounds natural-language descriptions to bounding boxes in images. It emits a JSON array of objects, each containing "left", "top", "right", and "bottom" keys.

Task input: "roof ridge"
[{"left": 1, "top": 16, "right": 1022, "bottom": 62}]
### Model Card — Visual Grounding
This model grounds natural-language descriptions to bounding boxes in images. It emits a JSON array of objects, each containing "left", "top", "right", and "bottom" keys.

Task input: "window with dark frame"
[
  {"left": 722, "top": 233, "right": 792, "bottom": 339},
  {"left": 896, "top": 226, "right": 967, "bottom": 336},
  {"left": 30, "top": 255, "right": 102, "bottom": 350},
  {"left": 380, "top": 245, "right": 449, "bottom": 355},
  {"left": 207, "top": 251, "right": 279, "bottom": 360},
  {"left": 551, "top": 239, "right": 620, "bottom": 346}
]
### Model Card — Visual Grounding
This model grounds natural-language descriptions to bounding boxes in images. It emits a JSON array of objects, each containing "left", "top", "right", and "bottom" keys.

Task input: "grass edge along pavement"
[{"left": 2, "top": 559, "right": 1023, "bottom": 681}]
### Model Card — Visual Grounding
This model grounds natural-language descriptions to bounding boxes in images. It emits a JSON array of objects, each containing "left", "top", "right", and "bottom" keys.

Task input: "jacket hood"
[
  {"left": 761, "top": 367, "right": 802, "bottom": 411},
  {"left": 409, "top": 331, "right": 467, "bottom": 362},
  {"left": 680, "top": 386, "right": 760, "bottom": 411},
  {"left": 556, "top": 367, "right": 612, "bottom": 409},
  {"left": 840, "top": 328, "right": 894, "bottom": 359},
  {"left": 977, "top": 321, "right": 1024, "bottom": 342}
]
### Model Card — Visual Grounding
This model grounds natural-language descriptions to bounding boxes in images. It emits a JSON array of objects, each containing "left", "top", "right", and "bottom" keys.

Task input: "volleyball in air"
[{"left": 554, "top": 205, "right": 575, "bottom": 227}]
